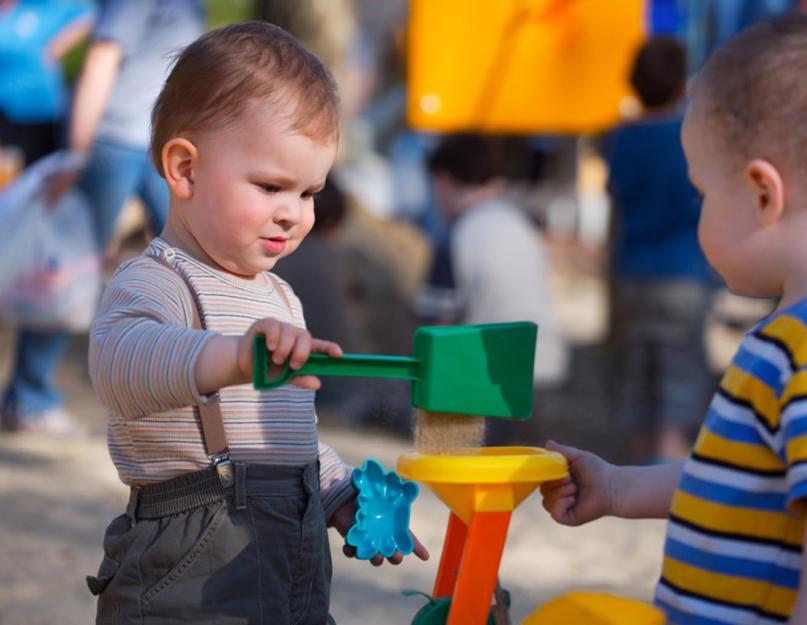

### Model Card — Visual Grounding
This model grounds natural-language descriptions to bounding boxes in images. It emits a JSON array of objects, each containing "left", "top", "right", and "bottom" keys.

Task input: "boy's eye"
[{"left": 258, "top": 183, "right": 280, "bottom": 193}]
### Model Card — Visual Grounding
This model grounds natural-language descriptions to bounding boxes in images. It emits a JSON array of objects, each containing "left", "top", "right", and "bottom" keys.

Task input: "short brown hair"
[
  {"left": 692, "top": 12, "right": 807, "bottom": 169},
  {"left": 630, "top": 36, "right": 686, "bottom": 108},
  {"left": 150, "top": 21, "right": 340, "bottom": 176},
  {"left": 427, "top": 133, "right": 506, "bottom": 185}
]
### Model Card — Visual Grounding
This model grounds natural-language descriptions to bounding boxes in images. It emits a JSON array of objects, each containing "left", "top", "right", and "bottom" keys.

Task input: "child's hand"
[
  {"left": 330, "top": 498, "right": 430, "bottom": 567},
  {"left": 539, "top": 440, "right": 616, "bottom": 527},
  {"left": 237, "top": 318, "right": 342, "bottom": 389}
]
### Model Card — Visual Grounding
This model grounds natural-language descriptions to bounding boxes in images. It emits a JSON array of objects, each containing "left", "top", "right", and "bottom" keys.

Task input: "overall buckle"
[{"left": 210, "top": 451, "right": 234, "bottom": 488}]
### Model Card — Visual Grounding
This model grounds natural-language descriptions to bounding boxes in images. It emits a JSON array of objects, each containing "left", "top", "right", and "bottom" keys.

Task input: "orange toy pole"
[
  {"left": 433, "top": 512, "right": 468, "bottom": 597},
  {"left": 446, "top": 510, "right": 512, "bottom": 625}
]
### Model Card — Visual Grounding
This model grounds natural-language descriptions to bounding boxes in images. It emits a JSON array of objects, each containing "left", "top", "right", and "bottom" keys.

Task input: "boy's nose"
[{"left": 272, "top": 196, "right": 303, "bottom": 225}]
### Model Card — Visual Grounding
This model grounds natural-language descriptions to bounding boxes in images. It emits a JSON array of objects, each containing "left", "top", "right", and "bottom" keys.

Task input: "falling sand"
[{"left": 413, "top": 409, "right": 486, "bottom": 453}]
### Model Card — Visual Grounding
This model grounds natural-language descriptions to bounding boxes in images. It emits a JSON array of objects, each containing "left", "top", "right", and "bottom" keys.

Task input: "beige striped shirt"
[{"left": 89, "top": 238, "right": 354, "bottom": 519}]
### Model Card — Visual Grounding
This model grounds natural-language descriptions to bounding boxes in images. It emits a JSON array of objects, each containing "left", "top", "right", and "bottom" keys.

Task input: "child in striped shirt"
[
  {"left": 541, "top": 14, "right": 807, "bottom": 625},
  {"left": 85, "top": 22, "right": 426, "bottom": 624}
]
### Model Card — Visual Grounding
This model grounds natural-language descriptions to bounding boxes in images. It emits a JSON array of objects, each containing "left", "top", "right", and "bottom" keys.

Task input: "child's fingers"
[
  {"left": 412, "top": 535, "right": 430, "bottom": 561},
  {"left": 546, "top": 439, "right": 585, "bottom": 463},
  {"left": 341, "top": 544, "right": 420, "bottom": 567},
  {"left": 288, "top": 331, "right": 312, "bottom": 370},
  {"left": 541, "top": 481, "right": 576, "bottom": 500},
  {"left": 544, "top": 494, "right": 576, "bottom": 525},
  {"left": 311, "top": 338, "right": 343, "bottom": 357},
  {"left": 272, "top": 326, "right": 299, "bottom": 365},
  {"left": 290, "top": 374, "right": 321, "bottom": 390},
  {"left": 260, "top": 320, "right": 282, "bottom": 352},
  {"left": 342, "top": 543, "right": 389, "bottom": 566},
  {"left": 539, "top": 476, "right": 572, "bottom": 495}
]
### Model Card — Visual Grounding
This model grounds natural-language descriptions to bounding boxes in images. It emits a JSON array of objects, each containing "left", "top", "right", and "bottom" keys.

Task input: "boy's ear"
[
  {"left": 745, "top": 158, "right": 785, "bottom": 227},
  {"left": 162, "top": 138, "right": 197, "bottom": 200}
]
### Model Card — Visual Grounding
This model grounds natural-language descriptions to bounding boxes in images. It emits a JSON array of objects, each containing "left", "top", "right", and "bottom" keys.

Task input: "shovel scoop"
[{"left": 253, "top": 321, "right": 537, "bottom": 419}]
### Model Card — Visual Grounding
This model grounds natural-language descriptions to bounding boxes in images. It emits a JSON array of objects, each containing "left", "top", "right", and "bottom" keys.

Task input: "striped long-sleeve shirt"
[
  {"left": 655, "top": 299, "right": 807, "bottom": 624},
  {"left": 89, "top": 238, "right": 355, "bottom": 520}
]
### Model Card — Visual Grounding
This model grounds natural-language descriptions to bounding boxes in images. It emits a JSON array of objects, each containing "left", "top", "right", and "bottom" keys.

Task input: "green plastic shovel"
[{"left": 253, "top": 321, "right": 537, "bottom": 419}]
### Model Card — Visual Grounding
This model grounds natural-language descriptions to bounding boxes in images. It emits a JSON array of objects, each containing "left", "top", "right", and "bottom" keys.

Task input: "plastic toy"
[
  {"left": 346, "top": 458, "right": 419, "bottom": 560},
  {"left": 522, "top": 591, "right": 665, "bottom": 625},
  {"left": 253, "top": 320, "right": 664, "bottom": 623},
  {"left": 403, "top": 590, "right": 506, "bottom": 625},
  {"left": 253, "top": 322, "right": 537, "bottom": 419},
  {"left": 397, "top": 447, "right": 568, "bottom": 625}
]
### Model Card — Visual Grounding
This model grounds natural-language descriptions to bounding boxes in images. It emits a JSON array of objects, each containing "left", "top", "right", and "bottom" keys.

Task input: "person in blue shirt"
[
  {"left": 1, "top": 0, "right": 204, "bottom": 434},
  {"left": 0, "top": 0, "right": 94, "bottom": 163},
  {"left": 0, "top": 0, "right": 94, "bottom": 435},
  {"left": 606, "top": 36, "right": 713, "bottom": 463}
]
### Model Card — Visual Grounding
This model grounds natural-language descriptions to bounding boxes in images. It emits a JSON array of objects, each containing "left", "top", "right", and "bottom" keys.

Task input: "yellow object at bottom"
[{"left": 522, "top": 592, "right": 665, "bottom": 625}]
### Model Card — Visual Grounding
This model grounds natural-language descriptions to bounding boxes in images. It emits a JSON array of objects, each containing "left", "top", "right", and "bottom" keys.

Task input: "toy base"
[
  {"left": 410, "top": 595, "right": 504, "bottom": 625},
  {"left": 522, "top": 592, "right": 665, "bottom": 625}
]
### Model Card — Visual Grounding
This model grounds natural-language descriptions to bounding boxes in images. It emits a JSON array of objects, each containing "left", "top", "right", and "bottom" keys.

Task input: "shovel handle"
[{"left": 253, "top": 335, "right": 419, "bottom": 390}]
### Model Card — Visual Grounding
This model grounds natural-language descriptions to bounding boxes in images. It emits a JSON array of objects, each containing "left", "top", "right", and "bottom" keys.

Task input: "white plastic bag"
[{"left": 0, "top": 151, "right": 101, "bottom": 331}]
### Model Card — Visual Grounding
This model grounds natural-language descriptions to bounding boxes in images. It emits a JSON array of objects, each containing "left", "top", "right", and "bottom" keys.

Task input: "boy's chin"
[{"left": 724, "top": 282, "right": 781, "bottom": 300}]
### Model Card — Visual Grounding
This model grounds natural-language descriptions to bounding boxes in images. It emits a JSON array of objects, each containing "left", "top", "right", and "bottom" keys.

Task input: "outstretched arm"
[{"left": 540, "top": 441, "right": 683, "bottom": 525}]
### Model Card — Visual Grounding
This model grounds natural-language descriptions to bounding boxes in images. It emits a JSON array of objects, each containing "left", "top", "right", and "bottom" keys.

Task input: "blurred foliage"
[
  {"left": 205, "top": 0, "right": 255, "bottom": 28},
  {"left": 62, "top": 38, "right": 89, "bottom": 84}
]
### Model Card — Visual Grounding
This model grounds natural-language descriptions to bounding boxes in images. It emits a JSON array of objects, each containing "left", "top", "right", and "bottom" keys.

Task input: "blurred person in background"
[
  {"left": 58, "top": 0, "right": 205, "bottom": 250},
  {"left": 273, "top": 177, "right": 370, "bottom": 422},
  {"left": 0, "top": 0, "right": 94, "bottom": 434},
  {"left": 1, "top": 0, "right": 204, "bottom": 433},
  {"left": 606, "top": 36, "right": 713, "bottom": 463},
  {"left": 683, "top": 0, "right": 802, "bottom": 72},
  {"left": 415, "top": 133, "right": 569, "bottom": 388},
  {"left": 260, "top": 1, "right": 432, "bottom": 434},
  {"left": 0, "top": 0, "right": 93, "bottom": 165}
]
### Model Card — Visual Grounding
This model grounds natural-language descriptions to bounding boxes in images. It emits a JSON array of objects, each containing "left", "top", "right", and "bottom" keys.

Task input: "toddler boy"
[{"left": 542, "top": 14, "right": 807, "bottom": 624}]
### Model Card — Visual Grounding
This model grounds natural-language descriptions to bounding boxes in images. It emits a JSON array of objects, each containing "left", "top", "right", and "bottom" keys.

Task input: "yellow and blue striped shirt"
[{"left": 655, "top": 301, "right": 807, "bottom": 624}]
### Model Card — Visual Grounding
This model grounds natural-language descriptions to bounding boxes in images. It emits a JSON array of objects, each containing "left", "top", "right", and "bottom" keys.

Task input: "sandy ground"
[
  {"left": 0, "top": 245, "right": 761, "bottom": 625},
  {"left": 0, "top": 399, "right": 666, "bottom": 625}
]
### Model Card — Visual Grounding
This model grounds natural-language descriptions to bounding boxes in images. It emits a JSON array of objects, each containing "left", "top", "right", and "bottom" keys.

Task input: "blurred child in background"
[
  {"left": 416, "top": 133, "right": 568, "bottom": 387},
  {"left": 607, "top": 36, "right": 713, "bottom": 462}
]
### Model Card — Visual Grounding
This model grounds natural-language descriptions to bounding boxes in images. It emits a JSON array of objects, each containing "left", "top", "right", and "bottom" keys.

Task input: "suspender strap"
[
  {"left": 147, "top": 250, "right": 233, "bottom": 486},
  {"left": 183, "top": 293, "right": 230, "bottom": 459},
  {"left": 268, "top": 273, "right": 293, "bottom": 316}
]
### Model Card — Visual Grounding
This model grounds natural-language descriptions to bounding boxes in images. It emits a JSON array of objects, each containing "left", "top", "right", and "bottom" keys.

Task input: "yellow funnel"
[{"left": 397, "top": 447, "right": 568, "bottom": 525}]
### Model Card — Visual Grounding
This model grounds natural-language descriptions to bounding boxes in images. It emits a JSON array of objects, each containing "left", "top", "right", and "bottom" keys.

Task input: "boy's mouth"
[{"left": 261, "top": 237, "right": 287, "bottom": 254}]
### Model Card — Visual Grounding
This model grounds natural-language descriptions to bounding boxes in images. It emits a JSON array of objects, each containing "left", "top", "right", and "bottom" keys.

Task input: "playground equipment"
[{"left": 407, "top": 0, "right": 645, "bottom": 133}]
